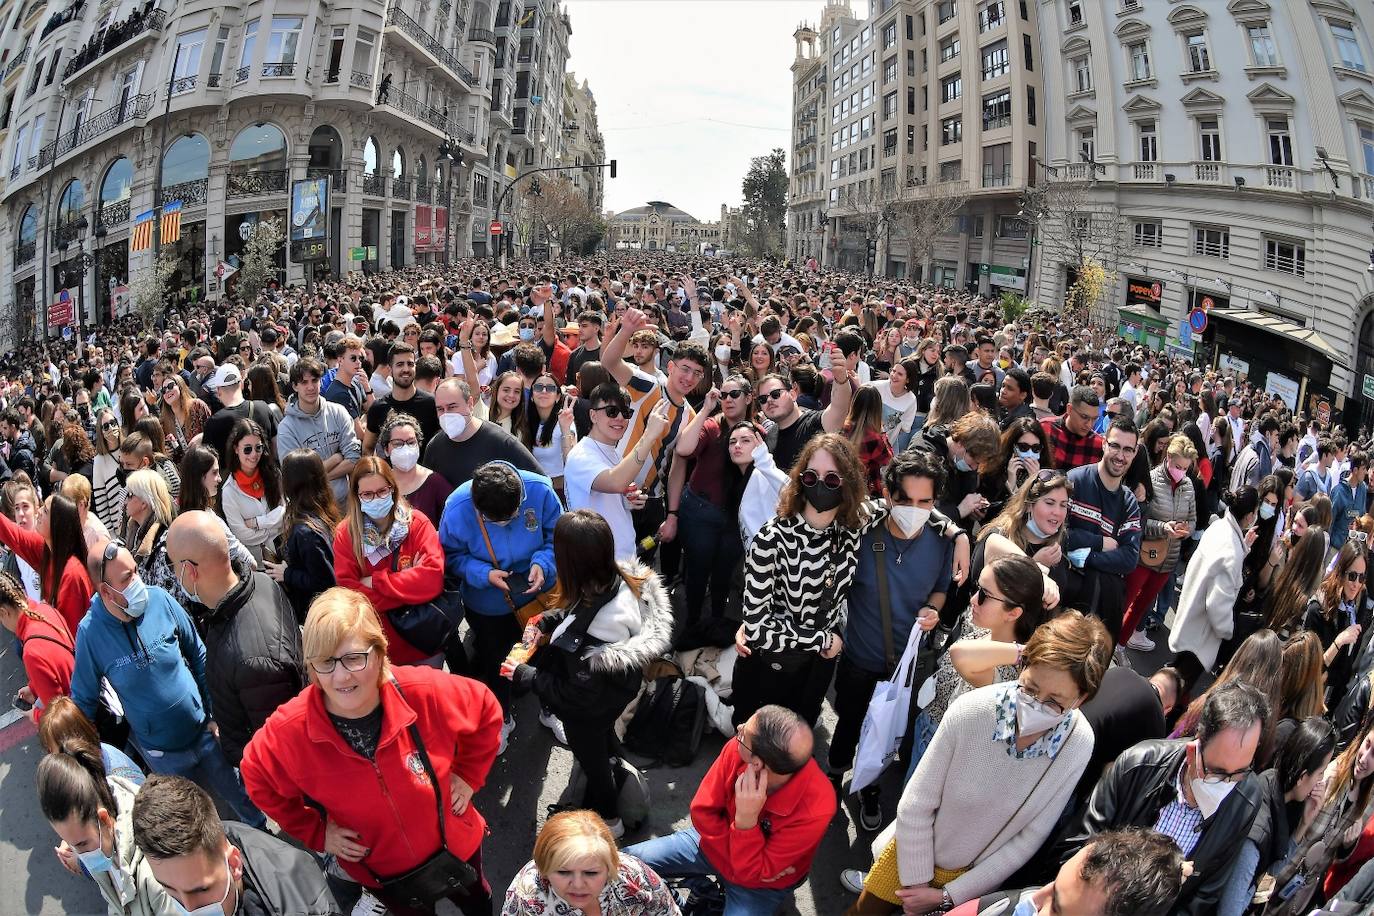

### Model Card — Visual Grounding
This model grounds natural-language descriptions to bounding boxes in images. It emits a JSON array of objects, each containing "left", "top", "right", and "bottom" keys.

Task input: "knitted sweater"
[{"left": 890, "top": 683, "right": 1093, "bottom": 905}]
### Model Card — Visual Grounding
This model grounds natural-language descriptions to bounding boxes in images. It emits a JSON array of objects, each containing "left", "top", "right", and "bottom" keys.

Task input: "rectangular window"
[
  {"left": 28, "top": 114, "right": 42, "bottom": 160},
  {"left": 906, "top": 15, "right": 914, "bottom": 40},
  {"left": 1248, "top": 23, "right": 1279, "bottom": 67},
  {"left": 1199, "top": 118, "right": 1222, "bottom": 161},
  {"left": 1186, "top": 31, "right": 1211, "bottom": 72},
  {"left": 983, "top": 142, "right": 1011, "bottom": 186},
  {"left": 1265, "top": 237, "right": 1306, "bottom": 275},
  {"left": 907, "top": 86, "right": 915, "bottom": 114},
  {"left": 941, "top": 73, "right": 961, "bottom": 102},
  {"left": 239, "top": 19, "right": 259, "bottom": 69},
  {"left": 11, "top": 123, "right": 26, "bottom": 169},
  {"left": 1067, "top": 0, "right": 1083, "bottom": 26},
  {"left": 210, "top": 26, "right": 230, "bottom": 78},
  {"left": 174, "top": 28, "right": 206, "bottom": 83},
  {"left": 938, "top": 1, "right": 957, "bottom": 25},
  {"left": 1128, "top": 41, "right": 1151, "bottom": 81},
  {"left": 1072, "top": 55, "right": 1091, "bottom": 92},
  {"left": 883, "top": 127, "right": 898, "bottom": 156},
  {"left": 972, "top": 215, "right": 985, "bottom": 238},
  {"left": 1138, "top": 119, "right": 1157, "bottom": 161},
  {"left": 1193, "top": 225, "right": 1230, "bottom": 259},
  {"left": 978, "top": 1, "right": 1005, "bottom": 33},
  {"left": 940, "top": 160, "right": 962, "bottom": 181},
  {"left": 941, "top": 115, "right": 962, "bottom": 144},
  {"left": 861, "top": 114, "right": 874, "bottom": 138},
  {"left": 1077, "top": 127, "right": 1095, "bottom": 162},
  {"left": 862, "top": 25, "right": 872, "bottom": 45},
  {"left": 1361, "top": 123, "right": 1374, "bottom": 174},
  {"left": 1026, "top": 86, "right": 1036, "bottom": 125},
  {"left": 981, "top": 40, "right": 1009, "bottom": 79},
  {"left": 883, "top": 90, "right": 897, "bottom": 119},
  {"left": 982, "top": 89, "right": 1011, "bottom": 129},
  {"left": 1023, "top": 34, "right": 1034, "bottom": 70},
  {"left": 1133, "top": 221, "right": 1163, "bottom": 248},
  {"left": 1332, "top": 21, "right": 1366, "bottom": 71},
  {"left": 908, "top": 49, "right": 916, "bottom": 76},
  {"left": 883, "top": 22, "right": 897, "bottom": 49},
  {"left": 884, "top": 56, "right": 897, "bottom": 83},
  {"left": 939, "top": 35, "right": 960, "bottom": 62},
  {"left": 1267, "top": 118, "right": 1293, "bottom": 165}
]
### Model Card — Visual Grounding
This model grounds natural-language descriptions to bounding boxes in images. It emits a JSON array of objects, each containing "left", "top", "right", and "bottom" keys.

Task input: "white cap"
[{"left": 209, "top": 364, "right": 242, "bottom": 388}]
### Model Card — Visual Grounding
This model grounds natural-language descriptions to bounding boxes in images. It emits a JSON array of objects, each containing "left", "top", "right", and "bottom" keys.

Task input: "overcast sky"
[{"left": 562, "top": 0, "right": 827, "bottom": 222}]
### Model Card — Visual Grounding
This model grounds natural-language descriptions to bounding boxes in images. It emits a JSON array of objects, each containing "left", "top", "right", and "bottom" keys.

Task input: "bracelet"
[{"left": 666, "top": 509, "right": 679, "bottom": 516}]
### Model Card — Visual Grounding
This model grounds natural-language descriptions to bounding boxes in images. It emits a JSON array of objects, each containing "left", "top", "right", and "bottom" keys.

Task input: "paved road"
[{"left": 0, "top": 623, "right": 1176, "bottom": 916}]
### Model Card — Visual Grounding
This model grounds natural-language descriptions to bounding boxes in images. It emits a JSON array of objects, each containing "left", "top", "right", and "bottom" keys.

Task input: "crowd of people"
[{"left": 6, "top": 252, "right": 1374, "bottom": 916}]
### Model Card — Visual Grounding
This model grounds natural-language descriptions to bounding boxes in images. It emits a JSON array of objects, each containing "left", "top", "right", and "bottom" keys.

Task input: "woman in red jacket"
[
  {"left": 240, "top": 587, "right": 502, "bottom": 916},
  {"left": 333, "top": 456, "right": 445, "bottom": 666},
  {"left": 0, "top": 476, "right": 92, "bottom": 635},
  {"left": 0, "top": 571, "right": 73, "bottom": 722}
]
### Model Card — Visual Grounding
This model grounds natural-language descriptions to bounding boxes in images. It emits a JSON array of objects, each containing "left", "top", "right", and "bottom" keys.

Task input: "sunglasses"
[
  {"left": 1348, "top": 572, "right": 1367, "bottom": 584},
  {"left": 591, "top": 404, "right": 633, "bottom": 420},
  {"left": 161, "top": 382, "right": 177, "bottom": 394},
  {"left": 532, "top": 383, "right": 559, "bottom": 394},
  {"left": 1016, "top": 442, "right": 1042, "bottom": 455},
  {"left": 975, "top": 584, "right": 1014, "bottom": 607},
  {"left": 800, "top": 469, "right": 843, "bottom": 490},
  {"left": 239, "top": 443, "right": 265, "bottom": 454},
  {"left": 761, "top": 388, "right": 789, "bottom": 401},
  {"left": 101, "top": 420, "right": 119, "bottom": 431},
  {"left": 721, "top": 389, "right": 749, "bottom": 400}
]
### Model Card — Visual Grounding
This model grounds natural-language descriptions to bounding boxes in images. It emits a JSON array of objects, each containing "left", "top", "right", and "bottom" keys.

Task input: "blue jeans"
[
  {"left": 625, "top": 827, "right": 793, "bottom": 916},
  {"left": 678, "top": 488, "right": 743, "bottom": 622},
  {"left": 134, "top": 727, "right": 267, "bottom": 829}
]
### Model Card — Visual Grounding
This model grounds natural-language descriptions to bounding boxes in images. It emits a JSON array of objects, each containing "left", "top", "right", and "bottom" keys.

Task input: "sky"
[{"left": 562, "top": 0, "right": 829, "bottom": 222}]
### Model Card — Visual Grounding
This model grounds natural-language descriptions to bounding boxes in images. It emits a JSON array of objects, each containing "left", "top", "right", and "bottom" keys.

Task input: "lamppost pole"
[{"left": 493, "top": 159, "right": 616, "bottom": 270}]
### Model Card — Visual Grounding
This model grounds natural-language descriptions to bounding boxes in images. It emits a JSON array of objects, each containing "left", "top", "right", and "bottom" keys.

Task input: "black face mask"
[{"left": 802, "top": 480, "right": 844, "bottom": 513}]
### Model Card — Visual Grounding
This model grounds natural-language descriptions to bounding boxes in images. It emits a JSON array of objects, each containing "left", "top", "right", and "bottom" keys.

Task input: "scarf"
[
  {"left": 233, "top": 468, "right": 265, "bottom": 499},
  {"left": 363, "top": 504, "right": 411, "bottom": 567}
]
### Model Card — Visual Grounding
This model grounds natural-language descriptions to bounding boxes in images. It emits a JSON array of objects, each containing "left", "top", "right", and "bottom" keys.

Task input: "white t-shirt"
[
  {"left": 564, "top": 438, "right": 636, "bottom": 561},
  {"left": 871, "top": 380, "right": 918, "bottom": 435},
  {"left": 369, "top": 369, "right": 392, "bottom": 400},
  {"left": 530, "top": 420, "right": 572, "bottom": 477},
  {"left": 450, "top": 351, "right": 496, "bottom": 389}
]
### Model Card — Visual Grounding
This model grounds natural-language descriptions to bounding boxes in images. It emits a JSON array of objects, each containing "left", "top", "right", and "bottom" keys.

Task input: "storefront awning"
[{"left": 1210, "top": 309, "right": 1348, "bottom": 369}]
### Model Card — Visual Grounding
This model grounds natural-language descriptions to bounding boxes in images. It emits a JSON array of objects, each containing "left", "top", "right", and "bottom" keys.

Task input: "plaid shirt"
[
  {"left": 850, "top": 426, "right": 894, "bottom": 497},
  {"left": 1152, "top": 767, "right": 1204, "bottom": 858},
  {"left": 1041, "top": 415, "right": 1103, "bottom": 471}
]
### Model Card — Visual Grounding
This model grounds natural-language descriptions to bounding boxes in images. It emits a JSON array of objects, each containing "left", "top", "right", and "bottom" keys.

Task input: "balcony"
[
  {"left": 376, "top": 84, "right": 466, "bottom": 139},
  {"left": 234, "top": 66, "right": 249, "bottom": 83},
  {"left": 98, "top": 198, "right": 130, "bottom": 227},
  {"left": 306, "top": 167, "right": 348, "bottom": 193},
  {"left": 1132, "top": 163, "right": 1157, "bottom": 181},
  {"left": 795, "top": 134, "right": 816, "bottom": 151},
  {"left": 3, "top": 48, "right": 28, "bottom": 84},
  {"left": 361, "top": 173, "right": 386, "bottom": 196},
  {"left": 392, "top": 178, "right": 411, "bottom": 200},
  {"left": 14, "top": 239, "right": 35, "bottom": 265},
  {"left": 261, "top": 62, "right": 296, "bottom": 78},
  {"left": 62, "top": 8, "right": 166, "bottom": 83},
  {"left": 226, "top": 169, "right": 288, "bottom": 199},
  {"left": 1065, "top": 162, "right": 1090, "bottom": 180},
  {"left": 159, "top": 177, "right": 207, "bottom": 207},
  {"left": 207, "top": 72, "right": 222, "bottom": 88},
  {"left": 469, "top": 28, "right": 497, "bottom": 45},
  {"left": 51, "top": 220, "right": 83, "bottom": 250},
  {"left": 415, "top": 179, "right": 432, "bottom": 202},
  {"left": 351, "top": 69, "right": 373, "bottom": 89},
  {"left": 1359, "top": 173, "right": 1374, "bottom": 199},
  {"left": 40, "top": 93, "right": 153, "bottom": 168},
  {"left": 385, "top": 5, "right": 476, "bottom": 89},
  {"left": 1265, "top": 165, "right": 1295, "bottom": 189},
  {"left": 1195, "top": 162, "right": 1222, "bottom": 182},
  {"left": 170, "top": 75, "right": 196, "bottom": 94},
  {"left": 982, "top": 167, "right": 1012, "bottom": 187}
]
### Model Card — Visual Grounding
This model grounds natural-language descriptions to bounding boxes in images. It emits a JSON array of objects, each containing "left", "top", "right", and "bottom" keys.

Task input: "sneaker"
[
  {"left": 1126, "top": 630, "right": 1156, "bottom": 652},
  {"left": 539, "top": 710, "right": 568, "bottom": 744},
  {"left": 1112, "top": 645, "right": 1128, "bottom": 668},
  {"left": 498, "top": 715, "right": 516, "bottom": 754},
  {"left": 605, "top": 817, "right": 626, "bottom": 840},
  {"left": 351, "top": 891, "right": 388, "bottom": 916},
  {"left": 857, "top": 788, "right": 883, "bottom": 832},
  {"left": 840, "top": 869, "right": 867, "bottom": 895}
]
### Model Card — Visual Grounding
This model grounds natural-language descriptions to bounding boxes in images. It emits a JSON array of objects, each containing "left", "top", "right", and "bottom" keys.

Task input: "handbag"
[
  {"left": 386, "top": 550, "right": 464, "bottom": 656},
  {"left": 366, "top": 678, "right": 480, "bottom": 908},
  {"left": 1139, "top": 536, "right": 1170, "bottom": 571},
  {"left": 476, "top": 506, "right": 551, "bottom": 626}
]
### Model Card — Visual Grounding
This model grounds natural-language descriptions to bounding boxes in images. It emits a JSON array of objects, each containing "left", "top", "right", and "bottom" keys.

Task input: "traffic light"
[{"left": 609, "top": 159, "right": 617, "bottom": 179}]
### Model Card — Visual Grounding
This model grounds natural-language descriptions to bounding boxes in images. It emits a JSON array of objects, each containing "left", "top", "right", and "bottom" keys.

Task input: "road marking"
[
  {"left": 0, "top": 707, "right": 35, "bottom": 753},
  {"left": 0, "top": 708, "right": 25, "bottom": 730}
]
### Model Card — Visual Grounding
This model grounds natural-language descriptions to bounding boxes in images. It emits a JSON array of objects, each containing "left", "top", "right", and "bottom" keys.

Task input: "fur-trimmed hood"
[{"left": 543, "top": 559, "right": 674, "bottom": 674}]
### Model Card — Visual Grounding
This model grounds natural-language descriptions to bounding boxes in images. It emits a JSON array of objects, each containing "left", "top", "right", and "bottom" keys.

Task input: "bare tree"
[
  {"left": 130, "top": 250, "right": 179, "bottom": 331},
  {"left": 1020, "top": 178, "right": 1126, "bottom": 325},
  {"left": 888, "top": 178, "right": 969, "bottom": 283},
  {"left": 232, "top": 216, "right": 285, "bottom": 306}
]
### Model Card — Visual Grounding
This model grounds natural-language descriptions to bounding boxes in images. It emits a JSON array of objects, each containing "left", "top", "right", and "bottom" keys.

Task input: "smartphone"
[{"left": 12, "top": 692, "right": 33, "bottom": 712}]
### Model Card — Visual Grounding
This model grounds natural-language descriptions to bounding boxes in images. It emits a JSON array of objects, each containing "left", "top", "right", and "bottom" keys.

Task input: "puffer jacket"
[
  {"left": 512, "top": 560, "right": 674, "bottom": 723},
  {"left": 1140, "top": 463, "right": 1196, "bottom": 574}
]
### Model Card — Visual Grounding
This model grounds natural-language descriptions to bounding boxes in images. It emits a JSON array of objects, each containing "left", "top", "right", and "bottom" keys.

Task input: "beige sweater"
[{"left": 890, "top": 683, "right": 1093, "bottom": 905}]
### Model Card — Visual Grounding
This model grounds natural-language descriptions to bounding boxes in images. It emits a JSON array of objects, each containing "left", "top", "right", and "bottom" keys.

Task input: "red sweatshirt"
[
  {"left": 17, "top": 600, "right": 74, "bottom": 722},
  {"left": 690, "top": 740, "right": 836, "bottom": 889},
  {"left": 333, "top": 512, "right": 445, "bottom": 665},
  {"left": 0, "top": 510, "right": 93, "bottom": 635},
  {"left": 240, "top": 665, "right": 502, "bottom": 888}
]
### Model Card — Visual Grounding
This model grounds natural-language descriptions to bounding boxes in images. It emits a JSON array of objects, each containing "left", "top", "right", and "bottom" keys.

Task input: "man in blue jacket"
[
  {"left": 71, "top": 539, "right": 266, "bottom": 828},
  {"left": 440, "top": 460, "right": 561, "bottom": 750},
  {"left": 1332, "top": 450, "right": 1370, "bottom": 552},
  {"left": 1062, "top": 418, "right": 1142, "bottom": 648}
]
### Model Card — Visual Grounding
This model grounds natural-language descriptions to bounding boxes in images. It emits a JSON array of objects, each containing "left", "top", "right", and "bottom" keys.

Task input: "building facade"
[
  {"left": 787, "top": 0, "right": 1045, "bottom": 293},
  {"left": 559, "top": 71, "right": 605, "bottom": 213},
  {"left": 609, "top": 200, "right": 727, "bottom": 252},
  {"left": 1030, "top": 0, "right": 1374, "bottom": 418}
]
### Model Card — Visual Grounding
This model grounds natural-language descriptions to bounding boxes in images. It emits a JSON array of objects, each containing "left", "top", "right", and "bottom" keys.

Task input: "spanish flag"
[
  {"left": 130, "top": 209, "right": 155, "bottom": 252},
  {"left": 161, "top": 200, "right": 182, "bottom": 244}
]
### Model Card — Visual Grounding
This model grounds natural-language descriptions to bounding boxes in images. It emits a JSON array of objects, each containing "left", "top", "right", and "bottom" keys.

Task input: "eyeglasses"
[
  {"left": 975, "top": 584, "right": 1015, "bottom": 609},
  {"left": 239, "top": 443, "right": 264, "bottom": 455},
  {"left": 358, "top": 485, "right": 393, "bottom": 501},
  {"left": 99, "top": 541, "right": 119, "bottom": 587},
  {"left": 1348, "top": 571, "right": 1367, "bottom": 584},
  {"left": 1105, "top": 411, "right": 1121, "bottom": 420},
  {"left": 734, "top": 723, "right": 754, "bottom": 758},
  {"left": 590, "top": 404, "right": 633, "bottom": 420},
  {"left": 760, "top": 388, "right": 789, "bottom": 402},
  {"left": 800, "top": 469, "right": 843, "bottom": 490},
  {"left": 161, "top": 383, "right": 177, "bottom": 394},
  {"left": 721, "top": 389, "right": 749, "bottom": 400},
  {"left": 310, "top": 647, "right": 374, "bottom": 675},
  {"left": 1018, "top": 684, "right": 1067, "bottom": 718},
  {"left": 532, "top": 383, "right": 559, "bottom": 394},
  {"left": 1197, "top": 745, "right": 1252, "bottom": 784},
  {"left": 1016, "top": 442, "right": 1042, "bottom": 455}
]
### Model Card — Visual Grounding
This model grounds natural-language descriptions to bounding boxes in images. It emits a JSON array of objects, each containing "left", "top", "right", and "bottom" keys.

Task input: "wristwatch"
[{"left": 941, "top": 889, "right": 953, "bottom": 910}]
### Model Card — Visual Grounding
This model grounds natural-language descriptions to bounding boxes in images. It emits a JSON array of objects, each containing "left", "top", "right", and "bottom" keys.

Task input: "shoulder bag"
[
  {"left": 476, "top": 506, "right": 554, "bottom": 626},
  {"left": 1138, "top": 536, "right": 1169, "bottom": 571},
  {"left": 386, "top": 550, "right": 464, "bottom": 657}
]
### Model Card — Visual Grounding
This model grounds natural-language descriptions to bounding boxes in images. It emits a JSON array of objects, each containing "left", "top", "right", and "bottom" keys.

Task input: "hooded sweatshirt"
[
  {"left": 71, "top": 586, "right": 213, "bottom": 754},
  {"left": 275, "top": 398, "right": 362, "bottom": 504}
]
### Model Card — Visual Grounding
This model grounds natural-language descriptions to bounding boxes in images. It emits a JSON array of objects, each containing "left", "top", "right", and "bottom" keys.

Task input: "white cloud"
[{"left": 562, "top": 0, "right": 827, "bottom": 222}]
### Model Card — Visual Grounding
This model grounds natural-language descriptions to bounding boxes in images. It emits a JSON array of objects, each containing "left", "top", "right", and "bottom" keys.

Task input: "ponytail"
[{"left": 36, "top": 739, "right": 117, "bottom": 825}]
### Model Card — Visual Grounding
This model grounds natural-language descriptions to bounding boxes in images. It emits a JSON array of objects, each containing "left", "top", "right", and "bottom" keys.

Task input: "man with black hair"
[
  {"left": 133, "top": 774, "right": 340, "bottom": 916},
  {"left": 566, "top": 309, "right": 605, "bottom": 381},
  {"left": 625, "top": 705, "right": 836, "bottom": 914},
  {"left": 965, "top": 335, "right": 1003, "bottom": 387},
  {"left": 1042, "top": 386, "right": 1104, "bottom": 471},
  {"left": 0, "top": 408, "right": 36, "bottom": 481},
  {"left": 998, "top": 368, "right": 1035, "bottom": 430},
  {"left": 1230, "top": 414, "right": 1280, "bottom": 492},
  {"left": 363, "top": 343, "right": 439, "bottom": 453}
]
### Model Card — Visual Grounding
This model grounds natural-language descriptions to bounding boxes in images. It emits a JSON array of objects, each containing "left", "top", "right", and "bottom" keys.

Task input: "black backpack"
[{"left": 623, "top": 673, "right": 708, "bottom": 768}]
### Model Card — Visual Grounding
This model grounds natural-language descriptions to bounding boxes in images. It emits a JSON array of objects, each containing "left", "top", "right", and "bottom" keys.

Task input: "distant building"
[{"left": 608, "top": 201, "right": 726, "bottom": 252}]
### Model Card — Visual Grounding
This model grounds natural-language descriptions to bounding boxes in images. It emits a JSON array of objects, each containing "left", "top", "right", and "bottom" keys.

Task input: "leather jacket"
[{"left": 1055, "top": 739, "right": 1262, "bottom": 916}]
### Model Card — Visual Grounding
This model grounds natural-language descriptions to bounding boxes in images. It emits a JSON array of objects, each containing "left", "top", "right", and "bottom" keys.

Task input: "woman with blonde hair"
[
  {"left": 241, "top": 587, "right": 503, "bottom": 916},
  {"left": 502, "top": 809, "right": 679, "bottom": 915},
  {"left": 332, "top": 456, "right": 446, "bottom": 667},
  {"left": 1279, "top": 631, "right": 1327, "bottom": 722},
  {"left": 924, "top": 375, "right": 971, "bottom": 430},
  {"left": 60, "top": 473, "right": 111, "bottom": 547},
  {"left": 122, "top": 468, "right": 178, "bottom": 596}
]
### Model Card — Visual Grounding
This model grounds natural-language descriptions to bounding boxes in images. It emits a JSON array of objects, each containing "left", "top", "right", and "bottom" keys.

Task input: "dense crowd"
[{"left": 6, "top": 253, "right": 1374, "bottom": 916}]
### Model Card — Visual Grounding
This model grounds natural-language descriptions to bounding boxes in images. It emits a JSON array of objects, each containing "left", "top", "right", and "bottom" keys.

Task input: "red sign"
[
  {"left": 489, "top": 221, "right": 503, "bottom": 235},
  {"left": 415, "top": 204, "right": 433, "bottom": 248},
  {"left": 48, "top": 290, "right": 72, "bottom": 327},
  {"left": 434, "top": 207, "right": 448, "bottom": 249},
  {"left": 1200, "top": 296, "right": 1215, "bottom": 311}
]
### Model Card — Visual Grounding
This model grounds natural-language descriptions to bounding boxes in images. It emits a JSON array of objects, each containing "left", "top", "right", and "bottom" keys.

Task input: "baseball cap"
[{"left": 209, "top": 364, "right": 241, "bottom": 388}]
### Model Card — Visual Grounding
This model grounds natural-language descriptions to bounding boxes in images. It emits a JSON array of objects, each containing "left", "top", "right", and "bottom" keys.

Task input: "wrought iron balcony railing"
[
  {"left": 376, "top": 84, "right": 466, "bottom": 138},
  {"left": 234, "top": 66, "right": 249, "bottom": 83},
  {"left": 170, "top": 75, "right": 196, "bottom": 93},
  {"left": 414, "top": 179, "right": 431, "bottom": 202},
  {"left": 14, "top": 239, "right": 34, "bottom": 265},
  {"left": 386, "top": 5, "right": 476, "bottom": 86},
  {"left": 226, "top": 169, "right": 288, "bottom": 199},
  {"left": 3, "top": 48, "right": 28, "bottom": 81},
  {"left": 262, "top": 61, "right": 296, "bottom": 78},
  {"left": 98, "top": 198, "right": 130, "bottom": 226},
  {"left": 160, "top": 177, "right": 208, "bottom": 207},
  {"left": 361, "top": 173, "right": 386, "bottom": 195},
  {"left": 392, "top": 178, "right": 411, "bottom": 200},
  {"left": 306, "top": 167, "right": 348, "bottom": 192},
  {"left": 351, "top": 69, "right": 373, "bottom": 89},
  {"left": 469, "top": 28, "right": 496, "bottom": 44},
  {"left": 39, "top": 93, "right": 152, "bottom": 168},
  {"left": 207, "top": 72, "right": 221, "bottom": 88},
  {"left": 62, "top": 9, "right": 166, "bottom": 81}
]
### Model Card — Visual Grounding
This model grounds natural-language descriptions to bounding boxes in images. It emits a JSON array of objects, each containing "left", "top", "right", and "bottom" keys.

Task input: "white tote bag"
[{"left": 849, "top": 626, "right": 922, "bottom": 794}]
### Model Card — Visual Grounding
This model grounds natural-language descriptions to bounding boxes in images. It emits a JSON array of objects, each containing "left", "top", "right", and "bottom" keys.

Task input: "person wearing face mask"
[
  {"left": 827, "top": 452, "right": 953, "bottom": 831},
  {"left": 378, "top": 413, "right": 453, "bottom": 527},
  {"left": 846, "top": 611, "right": 1111, "bottom": 915},
  {"left": 422, "top": 377, "right": 543, "bottom": 492},
  {"left": 73, "top": 539, "right": 267, "bottom": 829},
  {"left": 37, "top": 741, "right": 181, "bottom": 916},
  {"left": 133, "top": 775, "right": 340, "bottom": 916},
  {"left": 1119, "top": 435, "right": 1197, "bottom": 653},
  {"left": 1052, "top": 681, "right": 1268, "bottom": 916},
  {"left": 908, "top": 410, "right": 1002, "bottom": 531}
]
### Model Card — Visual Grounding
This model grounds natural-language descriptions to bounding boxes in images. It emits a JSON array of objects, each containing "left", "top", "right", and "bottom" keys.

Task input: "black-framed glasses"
[
  {"left": 239, "top": 443, "right": 264, "bottom": 455},
  {"left": 160, "top": 382, "right": 177, "bottom": 394},
  {"left": 1197, "top": 745, "right": 1252, "bottom": 784},
  {"left": 590, "top": 404, "right": 633, "bottom": 420},
  {"left": 1348, "top": 571, "right": 1367, "bottom": 584},
  {"left": 760, "top": 388, "right": 788, "bottom": 402},
  {"left": 800, "top": 469, "right": 843, "bottom": 490},
  {"left": 721, "top": 389, "right": 749, "bottom": 400},
  {"left": 101, "top": 420, "right": 119, "bottom": 431},
  {"left": 532, "top": 383, "right": 559, "bottom": 394},
  {"left": 734, "top": 723, "right": 753, "bottom": 758},
  {"left": 309, "top": 647, "right": 374, "bottom": 675},
  {"left": 1016, "top": 442, "right": 1042, "bottom": 455}
]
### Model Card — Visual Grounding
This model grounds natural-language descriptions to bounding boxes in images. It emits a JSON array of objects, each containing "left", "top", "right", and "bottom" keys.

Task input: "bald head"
[
  {"left": 167, "top": 511, "right": 230, "bottom": 570},
  {"left": 746, "top": 705, "right": 813, "bottom": 777}
]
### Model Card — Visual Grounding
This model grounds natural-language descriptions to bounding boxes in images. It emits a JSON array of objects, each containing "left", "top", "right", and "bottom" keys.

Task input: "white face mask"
[
  {"left": 891, "top": 505, "right": 930, "bottom": 538},
  {"left": 439, "top": 412, "right": 468, "bottom": 440},
  {"left": 715, "top": 344, "right": 733, "bottom": 362},
  {"left": 389, "top": 443, "right": 421, "bottom": 472},
  {"left": 1015, "top": 687, "right": 1069, "bottom": 736},
  {"left": 1190, "top": 743, "right": 1239, "bottom": 818}
]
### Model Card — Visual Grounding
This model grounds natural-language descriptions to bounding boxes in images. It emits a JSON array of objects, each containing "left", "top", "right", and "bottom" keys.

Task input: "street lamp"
[
  {"left": 58, "top": 219, "right": 94, "bottom": 352},
  {"left": 437, "top": 138, "right": 463, "bottom": 266}
]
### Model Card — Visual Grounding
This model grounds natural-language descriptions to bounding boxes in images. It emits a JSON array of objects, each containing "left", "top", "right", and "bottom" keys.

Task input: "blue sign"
[
  {"left": 1178, "top": 319, "right": 1193, "bottom": 348},
  {"left": 1166, "top": 343, "right": 1195, "bottom": 363},
  {"left": 1188, "top": 308, "right": 1208, "bottom": 333}
]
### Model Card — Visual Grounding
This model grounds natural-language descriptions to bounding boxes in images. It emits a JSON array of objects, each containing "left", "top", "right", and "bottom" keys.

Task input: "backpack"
[
  {"left": 623, "top": 673, "right": 708, "bottom": 768},
  {"left": 558, "top": 755, "right": 651, "bottom": 832}
]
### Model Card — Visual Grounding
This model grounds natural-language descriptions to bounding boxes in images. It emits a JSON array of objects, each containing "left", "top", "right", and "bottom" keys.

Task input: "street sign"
[
  {"left": 48, "top": 289, "right": 72, "bottom": 327},
  {"left": 1178, "top": 319, "right": 1193, "bottom": 348},
  {"left": 366, "top": 246, "right": 377, "bottom": 259},
  {"left": 1363, "top": 373, "right": 1374, "bottom": 400},
  {"left": 349, "top": 246, "right": 368, "bottom": 261},
  {"left": 1166, "top": 343, "right": 1195, "bottom": 362},
  {"left": 1199, "top": 296, "right": 1215, "bottom": 311},
  {"left": 489, "top": 221, "right": 503, "bottom": 235},
  {"left": 1188, "top": 308, "right": 1208, "bottom": 333}
]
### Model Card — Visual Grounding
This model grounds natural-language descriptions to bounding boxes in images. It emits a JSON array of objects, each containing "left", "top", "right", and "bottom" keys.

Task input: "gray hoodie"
[{"left": 276, "top": 397, "right": 361, "bottom": 504}]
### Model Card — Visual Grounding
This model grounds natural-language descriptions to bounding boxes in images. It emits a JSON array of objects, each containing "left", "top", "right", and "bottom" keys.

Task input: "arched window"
[
  {"left": 416, "top": 154, "right": 428, "bottom": 182},
  {"left": 100, "top": 157, "right": 133, "bottom": 204},
  {"left": 57, "top": 179, "right": 84, "bottom": 225},
  {"left": 162, "top": 134, "right": 210, "bottom": 186},
  {"left": 363, "top": 136, "right": 379, "bottom": 174},
  {"left": 308, "top": 124, "right": 343, "bottom": 170},
  {"left": 229, "top": 122, "right": 287, "bottom": 170},
  {"left": 17, "top": 205, "right": 37, "bottom": 245},
  {"left": 392, "top": 147, "right": 406, "bottom": 179},
  {"left": 434, "top": 164, "right": 443, "bottom": 186}
]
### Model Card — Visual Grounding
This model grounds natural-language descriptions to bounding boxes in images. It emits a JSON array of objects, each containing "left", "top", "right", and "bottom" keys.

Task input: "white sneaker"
[
  {"left": 604, "top": 817, "right": 625, "bottom": 840},
  {"left": 1126, "top": 630, "right": 1157, "bottom": 652},
  {"left": 840, "top": 868, "right": 867, "bottom": 895},
  {"left": 351, "top": 890, "right": 388, "bottom": 916},
  {"left": 498, "top": 715, "right": 516, "bottom": 754},
  {"left": 539, "top": 710, "right": 568, "bottom": 744}
]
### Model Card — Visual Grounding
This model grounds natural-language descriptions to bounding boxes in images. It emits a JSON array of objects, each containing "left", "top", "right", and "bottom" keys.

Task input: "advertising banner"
[
  {"left": 415, "top": 204, "right": 432, "bottom": 248},
  {"left": 289, "top": 177, "right": 329, "bottom": 244}
]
